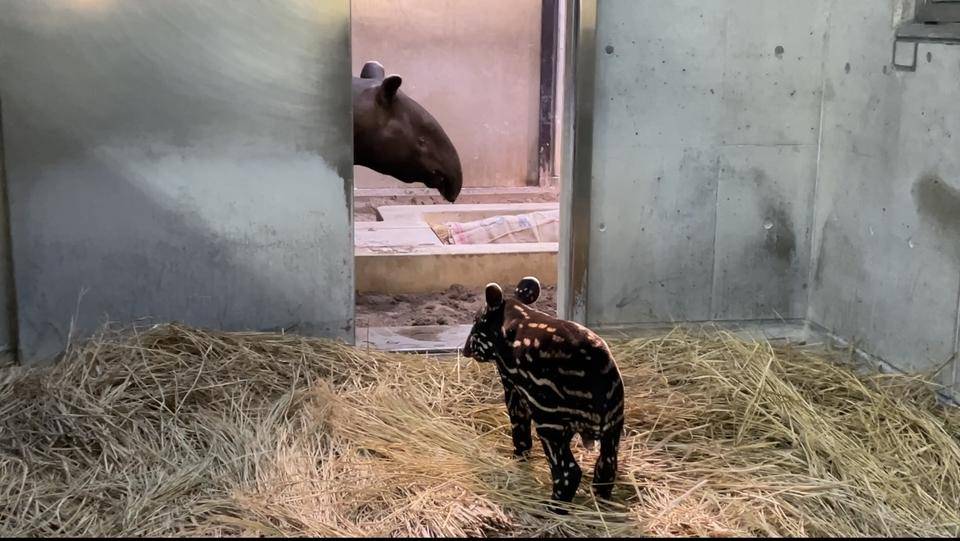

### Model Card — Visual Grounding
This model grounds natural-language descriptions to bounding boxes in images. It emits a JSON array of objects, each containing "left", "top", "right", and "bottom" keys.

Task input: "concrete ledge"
[
  {"left": 376, "top": 202, "right": 559, "bottom": 225},
  {"left": 356, "top": 243, "right": 558, "bottom": 294},
  {"left": 355, "top": 200, "right": 560, "bottom": 294},
  {"left": 355, "top": 186, "right": 559, "bottom": 198},
  {"left": 356, "top": 324, "right": 472, "bottom": 353},
  {"left": 354, "top": 222, "right": 443, "bottom": 249}
]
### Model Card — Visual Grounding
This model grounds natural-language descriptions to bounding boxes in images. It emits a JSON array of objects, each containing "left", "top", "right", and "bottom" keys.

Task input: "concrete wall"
[
  {"left": 809, "top": 0, "right": 960, "bottom": 392},
  {"left": 585, "top": 0, "right": 828, "bottom": 326},
  {"left": 584, "top": 0, "right": 959, "bottom": 393},
  {"left": 0, "top": 1, "right": 355, "bottom": 364},
  {"left": 351, "top": 0, "right": 542, "bottom": 190}
]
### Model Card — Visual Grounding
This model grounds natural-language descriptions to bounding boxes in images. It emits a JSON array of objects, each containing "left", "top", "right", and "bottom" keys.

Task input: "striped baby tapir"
[{"left": 462, "top": 276, "right": 625, "bottom": 512}]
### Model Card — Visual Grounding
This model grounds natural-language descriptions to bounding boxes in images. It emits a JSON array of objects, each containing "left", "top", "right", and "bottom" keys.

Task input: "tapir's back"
[{"left": 502, "top": 300, "right": 624, "bottom": 437}]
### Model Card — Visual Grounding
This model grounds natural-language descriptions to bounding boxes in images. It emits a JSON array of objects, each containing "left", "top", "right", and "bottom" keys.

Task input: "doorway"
[{"left": 351, "top": 0, "right": 570, "bottom": 351}]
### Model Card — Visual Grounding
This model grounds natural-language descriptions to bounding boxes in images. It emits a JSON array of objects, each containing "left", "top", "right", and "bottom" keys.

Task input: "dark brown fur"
[
  {"left": 352, "top": 60, "right": 463, "bottom": 202},
  {"left": 462, "top": 277, "right": 624, "bottom": 512}
]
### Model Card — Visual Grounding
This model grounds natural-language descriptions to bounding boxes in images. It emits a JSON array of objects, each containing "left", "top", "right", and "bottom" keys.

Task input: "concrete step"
[{"left": 355, "top": 201, "right": 560, "bottom": 295}]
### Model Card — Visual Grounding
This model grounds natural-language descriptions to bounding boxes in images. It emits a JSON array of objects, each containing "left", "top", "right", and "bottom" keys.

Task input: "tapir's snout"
[
  {"left": 438, "top": 167, "right": 462, "bottom": 203},
  {"left": 462, "top": 333, "right": 495, "bottom": 363},
  {"left": 435, "top": 144, "right": 463, "bottom": 203}
]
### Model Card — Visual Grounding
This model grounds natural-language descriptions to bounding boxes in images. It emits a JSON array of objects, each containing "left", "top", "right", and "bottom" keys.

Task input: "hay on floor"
[{"left": 0, "top": 323, "right": 958, "bottom": 537}]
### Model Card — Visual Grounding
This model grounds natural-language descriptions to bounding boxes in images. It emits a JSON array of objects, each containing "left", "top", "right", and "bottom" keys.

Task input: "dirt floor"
[{"left": 355, "top": 284, "right": 557, "bottom": 327}]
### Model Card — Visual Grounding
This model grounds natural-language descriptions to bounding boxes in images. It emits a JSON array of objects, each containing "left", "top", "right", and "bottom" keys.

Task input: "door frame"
[{"left": 557, "top": 0, "right": 597, "bottom": 325}]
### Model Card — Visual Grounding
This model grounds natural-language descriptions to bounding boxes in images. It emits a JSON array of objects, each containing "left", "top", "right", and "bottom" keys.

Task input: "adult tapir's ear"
[
  {"left": 515, "top": 276, "right": 541, "bottom": 305},
  {"left": 360, "top": 60, "right": 385, "bottom": 80},
  {"left": 378, "top": 75, "right": 403, "bottom": 104},
  {"left": 485, "top": 283, "right": 504, "bottom": 309}
]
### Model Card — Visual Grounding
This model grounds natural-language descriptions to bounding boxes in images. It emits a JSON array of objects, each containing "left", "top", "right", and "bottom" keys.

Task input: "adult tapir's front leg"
[{"left": 501, "top": 377, "right": 533, "bottom": 459}]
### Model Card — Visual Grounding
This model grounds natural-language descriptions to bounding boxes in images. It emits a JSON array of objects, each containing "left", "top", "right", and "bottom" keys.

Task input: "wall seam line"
[
  {"left": 805, "top": 0, "right": 833, "bottom": 326},
  {"left": 709, "top": 154, "right": 723, "bottom": 319},
  {"left": 708, "top": 7, "right": 731, "bottom": 320}
]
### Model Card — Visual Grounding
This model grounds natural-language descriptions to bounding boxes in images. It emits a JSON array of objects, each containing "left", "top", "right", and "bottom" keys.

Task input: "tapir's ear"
[
  {"left": 515, "top": 276, "right": 541, "bottom": 305},
  {"left": 485, "top": 283, "right": 504, "bottom": 309},
  {"left": 360, "top": 60, "right": 385, "bottom": 80},
  {"left": 378, "top": 75, "right": 403, "bottom": 103}
]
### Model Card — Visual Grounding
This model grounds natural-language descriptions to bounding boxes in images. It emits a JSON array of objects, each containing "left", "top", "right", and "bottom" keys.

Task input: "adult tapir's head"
[{"left": 353, "top": 61, "right": 463, "bottom": 203}]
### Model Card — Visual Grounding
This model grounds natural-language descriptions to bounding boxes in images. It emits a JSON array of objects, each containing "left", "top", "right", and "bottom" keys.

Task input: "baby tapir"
[{"left": 462, "top": 277, "right": 625, "bottom": 511}]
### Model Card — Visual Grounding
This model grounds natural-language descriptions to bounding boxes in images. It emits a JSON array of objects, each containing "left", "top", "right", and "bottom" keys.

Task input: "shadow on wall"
[
  {"left": 913, "top": 173, "right": 960, "bottom": 265},
  {"left": 0, "top": 1, "right": 354, "bottom": 364}
]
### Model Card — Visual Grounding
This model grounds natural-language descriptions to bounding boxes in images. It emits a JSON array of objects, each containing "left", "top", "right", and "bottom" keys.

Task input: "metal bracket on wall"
[{"left": 892, "top": 38, "right": 919, "bottom": 71}]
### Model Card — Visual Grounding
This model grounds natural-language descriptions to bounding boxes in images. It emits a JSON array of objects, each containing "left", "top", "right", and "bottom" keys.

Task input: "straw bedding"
[{"left": 1, "top": 323, "right": 958, "bottom": 537}]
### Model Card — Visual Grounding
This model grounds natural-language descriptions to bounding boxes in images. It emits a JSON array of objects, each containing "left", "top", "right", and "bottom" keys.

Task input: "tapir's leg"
[
  {"left": 592, "top": 418, "right": 623, "bottom": 500},
  {"left": 539, "top": 429, "right": 581, "bottom": 513},
  {"left": 503, "top": 383, "right": 533, "bottom": 458}
]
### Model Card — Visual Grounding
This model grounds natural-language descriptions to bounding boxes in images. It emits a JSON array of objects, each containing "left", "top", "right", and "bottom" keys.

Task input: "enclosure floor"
[{"left": 5, "top": 323, "right": 959, "bottom": 536}]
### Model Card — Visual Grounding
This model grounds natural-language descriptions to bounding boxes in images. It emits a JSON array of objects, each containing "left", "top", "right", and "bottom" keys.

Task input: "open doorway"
[{"left": 352, "top": 0, "right": 569, "bottom": 350}]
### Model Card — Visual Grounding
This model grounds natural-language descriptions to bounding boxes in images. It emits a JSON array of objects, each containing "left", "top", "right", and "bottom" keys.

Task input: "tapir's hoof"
[
  {"left": 592, "top": 485, "right": 615, "bottom": 500},
  {"left": 546, "top": 501, "right": 569, "bottom": 515},
  {"left": 513, "top": 449, "right": 531, "bottom": 461},
  {"left": 581, "top": 438, "right": 596, "bottom": 450}
]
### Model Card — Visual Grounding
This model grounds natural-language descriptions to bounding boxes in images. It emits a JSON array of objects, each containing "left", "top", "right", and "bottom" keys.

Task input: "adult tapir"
[{"left": 352, "top": 61, "right": 463, "bottom": 203}]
